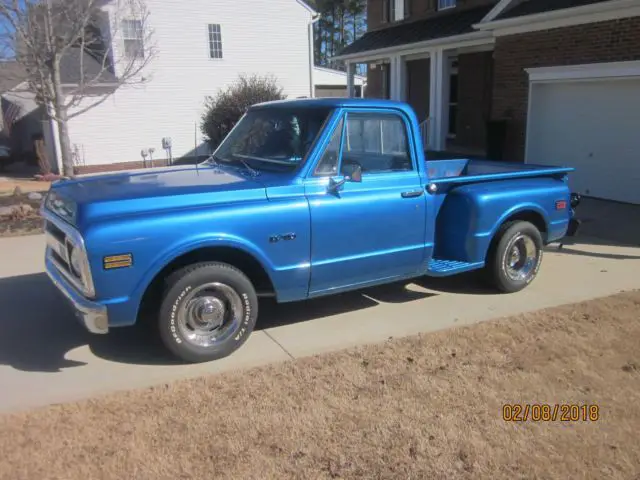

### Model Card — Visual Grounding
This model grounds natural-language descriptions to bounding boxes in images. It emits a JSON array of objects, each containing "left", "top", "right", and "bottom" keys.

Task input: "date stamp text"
[{"left": 502, "top": 404, "right": 600, "bottom": 422}]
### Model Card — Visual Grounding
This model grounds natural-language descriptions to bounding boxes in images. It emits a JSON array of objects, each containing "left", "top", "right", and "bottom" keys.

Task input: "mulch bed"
[{"left": 0, "top": 192, "right": 46, "bottom": 238}]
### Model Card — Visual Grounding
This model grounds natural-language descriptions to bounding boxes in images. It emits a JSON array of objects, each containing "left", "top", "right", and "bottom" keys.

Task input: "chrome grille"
[
  {"left": 45, "top": 220, "right": 77, "bottom": 281},
  {"left": 42, "top": 207, "right": 95, "bottom": 298}
]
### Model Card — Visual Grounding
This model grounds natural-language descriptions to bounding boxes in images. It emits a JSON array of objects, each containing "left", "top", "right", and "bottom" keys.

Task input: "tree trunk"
[
  {"left": 35, "top": 138, "right": 51, "bottom": 176},
  {"left": 52, "top": 60, "right": 74, "bottom": 177},
  {"left": 340, "top": 6, "right": 345, "bottom": 52},
  {"left": 56, "top": 109, "right": 74, "bottom": 177},
  {"left": 352, "top": 7, "right": 357, "bottom": 41}
]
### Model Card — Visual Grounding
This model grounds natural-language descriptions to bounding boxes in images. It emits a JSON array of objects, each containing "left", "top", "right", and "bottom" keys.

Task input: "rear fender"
[{"left": 434, "top": 178, "right": 569, "bottom": 263}]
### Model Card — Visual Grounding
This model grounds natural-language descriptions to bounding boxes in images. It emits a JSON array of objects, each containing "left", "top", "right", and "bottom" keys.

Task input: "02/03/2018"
[{"left": 502, "top": 404, "right": 600, "bottom": 422}]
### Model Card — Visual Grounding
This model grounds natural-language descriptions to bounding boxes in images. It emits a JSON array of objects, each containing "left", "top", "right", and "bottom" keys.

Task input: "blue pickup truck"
[{"left": 41, "top": 98, "right": 580, "bottom": 363}]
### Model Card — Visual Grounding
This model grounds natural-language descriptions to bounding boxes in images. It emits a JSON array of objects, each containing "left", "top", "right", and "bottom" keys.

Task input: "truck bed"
[{"left": 426, "top": 159, "right": 573, "bottom": 184}]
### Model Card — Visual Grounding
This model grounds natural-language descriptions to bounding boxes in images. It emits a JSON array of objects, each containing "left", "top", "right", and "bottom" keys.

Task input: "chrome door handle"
[{"left": 401, "top": 190, "right": 424, "bottom": 198}]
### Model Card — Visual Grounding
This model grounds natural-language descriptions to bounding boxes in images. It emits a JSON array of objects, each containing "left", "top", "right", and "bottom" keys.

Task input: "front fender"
[{"left": 131, "top": 233, "right": 277, "bottom": 302}]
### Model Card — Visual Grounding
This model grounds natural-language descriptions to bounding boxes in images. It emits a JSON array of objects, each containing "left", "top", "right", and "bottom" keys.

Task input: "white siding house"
[{"left": 57, "top": 0, "right": 317, "bottom": 172}]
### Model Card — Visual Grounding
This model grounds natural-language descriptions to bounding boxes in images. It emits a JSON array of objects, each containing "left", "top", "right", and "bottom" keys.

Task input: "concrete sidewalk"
[{"left": 0, "top": 233, "right": 639, "bottom": 413}]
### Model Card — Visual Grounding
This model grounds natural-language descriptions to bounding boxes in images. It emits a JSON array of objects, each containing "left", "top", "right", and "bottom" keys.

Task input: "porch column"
[
  {"left": 390, "top": 55, "right": 405, "bottom": 101},
  {"left": 428, "top": 48, "right": 449, "bottom": 151},
  {"left": 346, "top": 62, "right": 356, "bottom": 98}
]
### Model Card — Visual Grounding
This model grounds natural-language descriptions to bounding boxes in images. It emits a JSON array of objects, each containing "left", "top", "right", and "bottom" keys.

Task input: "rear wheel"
[
  {"left": 486, "top": 221, "right": 543, "bottom": 293},
  {"left": 158, "top": 262, "right": 258, "bottom": 363}
]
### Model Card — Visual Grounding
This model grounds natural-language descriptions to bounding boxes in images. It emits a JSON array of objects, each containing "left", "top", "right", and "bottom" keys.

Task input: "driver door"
[{"left": 304, "top": 110, "right": 428, "bottom": 296}]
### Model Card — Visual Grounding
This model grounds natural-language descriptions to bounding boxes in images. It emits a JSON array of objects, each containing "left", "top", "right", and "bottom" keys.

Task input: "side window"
[
  {"left": 342, "top": 113, "right": 412, "bottom": 175},
  {"left": 314, "top": 117, "right": 344, "bottom": 176}
]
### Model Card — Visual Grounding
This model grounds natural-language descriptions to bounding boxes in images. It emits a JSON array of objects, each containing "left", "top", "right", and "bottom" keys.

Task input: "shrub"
[{"left": 201, "top": 74, "right": 286, "bottom": 150}]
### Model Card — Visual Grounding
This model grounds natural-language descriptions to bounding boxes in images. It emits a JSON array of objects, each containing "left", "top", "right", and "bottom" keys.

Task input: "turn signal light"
[
  {"left": 103, "top": 253, "right": 133, "bottom": 270},
  {"left": 555, "top": 200, "right": 567, "bottom": 210}
]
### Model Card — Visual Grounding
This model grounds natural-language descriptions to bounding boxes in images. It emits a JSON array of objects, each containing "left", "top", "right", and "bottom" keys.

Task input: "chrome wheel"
[
  {"left": 504, "top": 233, "right": 539, "bottom": 282},
  {"left": 176, "top": 282, "right": 244, "bottom": 348}
]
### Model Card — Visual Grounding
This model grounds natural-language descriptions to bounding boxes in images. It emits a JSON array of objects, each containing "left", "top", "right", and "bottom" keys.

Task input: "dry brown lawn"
[{"left": 2, "top": 291, "right": 640, "bottom": 480}]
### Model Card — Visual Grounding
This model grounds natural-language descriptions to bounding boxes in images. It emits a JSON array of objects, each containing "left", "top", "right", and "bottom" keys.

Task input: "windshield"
[{"left": 213, "top": 107, "right": 333, "bottom": 170}]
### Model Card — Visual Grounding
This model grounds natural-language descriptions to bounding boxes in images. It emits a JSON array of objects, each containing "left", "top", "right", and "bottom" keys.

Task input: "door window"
[{"left": 342, "top": 112, "right": 413, "bottom": 175}]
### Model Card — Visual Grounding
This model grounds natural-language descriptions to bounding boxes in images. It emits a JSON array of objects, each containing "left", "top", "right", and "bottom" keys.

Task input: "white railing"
[{"left": 419, "top": 117, "right": 431, "bottom": 151}]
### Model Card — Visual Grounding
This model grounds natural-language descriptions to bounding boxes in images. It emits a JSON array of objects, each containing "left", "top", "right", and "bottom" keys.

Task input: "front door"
[{"left": 305, "top": 109, "right": 427, "bottom": 295}]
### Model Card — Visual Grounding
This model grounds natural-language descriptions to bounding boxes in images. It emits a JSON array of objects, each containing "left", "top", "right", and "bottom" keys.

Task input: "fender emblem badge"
[{"left": 269, "top": 233, "right": 296, "bottom": 243}]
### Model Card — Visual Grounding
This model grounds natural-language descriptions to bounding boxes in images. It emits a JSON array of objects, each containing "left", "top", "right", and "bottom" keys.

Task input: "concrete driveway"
[{"left": 1, "top": 218, "right": 640, "bottom": 413}]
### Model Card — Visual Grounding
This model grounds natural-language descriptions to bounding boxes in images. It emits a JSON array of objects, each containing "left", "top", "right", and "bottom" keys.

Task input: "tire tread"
[
  {"left": 486, "top": 220, "right": 542, "bottom": 294},
  {"left": 158, "top": 261, "right": 258, "bottom": 363}
]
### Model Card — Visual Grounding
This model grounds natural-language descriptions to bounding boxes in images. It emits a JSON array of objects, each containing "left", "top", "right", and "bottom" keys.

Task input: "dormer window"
[
  {"left": 382, "top": 0, "right": 411, "bottom": 23},
  {"left": 438, "top": 0, "right": 456, "bottom": 10}
]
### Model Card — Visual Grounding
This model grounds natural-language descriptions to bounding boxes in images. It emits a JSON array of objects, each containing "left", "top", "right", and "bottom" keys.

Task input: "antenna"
[{"left": 194, "top": 122, "right": 199, "bottom": 175}]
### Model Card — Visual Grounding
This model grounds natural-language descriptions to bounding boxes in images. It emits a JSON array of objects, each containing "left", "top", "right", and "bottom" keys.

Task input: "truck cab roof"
[{"left": 250, "top": 97, "right": 416, "bottom": 116}]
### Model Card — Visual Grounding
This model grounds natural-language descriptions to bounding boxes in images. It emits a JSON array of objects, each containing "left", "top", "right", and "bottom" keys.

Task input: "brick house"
[{"left": 336, "top": 0, "right": 640, "bottom": 204}]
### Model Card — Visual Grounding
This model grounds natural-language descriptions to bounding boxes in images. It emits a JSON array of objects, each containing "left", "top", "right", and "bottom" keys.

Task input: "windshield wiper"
[
  {"left": 202, "top": 154, "right": 223, "bottom": 170},
  {"left": 233, "top": 155, "right": 259, "bottom": 177},
  {"left": 204, "top": 153, "right": 259, "bottom": 177}
]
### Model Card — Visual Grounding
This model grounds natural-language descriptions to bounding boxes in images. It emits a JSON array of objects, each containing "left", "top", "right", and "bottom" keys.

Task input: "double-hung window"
[
  {"left": 122, "top": 19, "right": 144, "bottom": 59},
  {"left": 208, "top": 24, "right": 223, "bottom": 59}
]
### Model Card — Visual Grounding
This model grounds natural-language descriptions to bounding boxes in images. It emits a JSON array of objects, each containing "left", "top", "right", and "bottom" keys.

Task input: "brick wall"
[
  {"left": 75, "top": 159, "right": 170, "bottom": 174},
  {"left": 74, "top": 157, "right": 206, "bottom": 174},
  {"left": 455, "top": 51, "right": 493, "bottom": 151},
  {"left": 366, "top": 67, "right": 383, "bottom": 98},
  {"left": 405, "top": 58, "right": 431, "bottom": 122},
  {"left": 369, "top": 0, "right": 497, "bottom": 29},
  {"left": 365, "top": 63, "right": 390, "bottom": 98},
  {"left": 492, "top": 16, "right": 640, "bottom": 161},
  {"left": 367, "top": 0, "right": 384, "bottom": 30}
]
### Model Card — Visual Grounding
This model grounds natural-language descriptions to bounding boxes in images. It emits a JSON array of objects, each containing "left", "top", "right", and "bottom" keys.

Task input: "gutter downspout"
[{"left": 308, "top": 13, "right": 321, "bottom": 98}]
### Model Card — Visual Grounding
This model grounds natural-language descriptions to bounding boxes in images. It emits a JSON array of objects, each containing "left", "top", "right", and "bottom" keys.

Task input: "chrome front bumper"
[{"left": 45, "top": 255, "right": 109, "bottom": 334}]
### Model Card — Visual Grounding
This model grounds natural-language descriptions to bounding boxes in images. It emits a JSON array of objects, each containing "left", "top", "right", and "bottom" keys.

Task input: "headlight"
[
  {"left": 45, "top": 190, "right": 77, "bottom": 224},
  {"left": 69, "top": 244, "right": 84, "bottom": 277},
  {"left": 66, "top": 240, "right": 95, "bottom": 298}
]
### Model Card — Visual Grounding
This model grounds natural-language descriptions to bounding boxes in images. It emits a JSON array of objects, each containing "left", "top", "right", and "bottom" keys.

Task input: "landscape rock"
[
  {"left": 17, "top": 203, "right": 34, "bottom": 214},
  {"left": 0, "top": 206, "right": 13, "bottom": 217},
  {"left": 12, "top": 186, "right": 23, "bottom": 197},
  {"left": 27, "top": 192, "right": 43, "bottom": 201}
]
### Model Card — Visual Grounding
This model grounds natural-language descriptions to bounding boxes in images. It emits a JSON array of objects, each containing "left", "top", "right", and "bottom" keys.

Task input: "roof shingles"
[
  {"left": 337, "top": 5, "right": 493, "bottom": 57},
  {"left": 497, "top": 0, "right": 612, "bottom": 20}
]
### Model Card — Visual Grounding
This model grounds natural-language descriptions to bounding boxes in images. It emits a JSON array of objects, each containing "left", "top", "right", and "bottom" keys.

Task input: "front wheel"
[
  {"left": 158, "top": 262, "right": 258, "bottom": 363},
  {"left": 486, "top": 221, "right": 543, "bottom": 293}
]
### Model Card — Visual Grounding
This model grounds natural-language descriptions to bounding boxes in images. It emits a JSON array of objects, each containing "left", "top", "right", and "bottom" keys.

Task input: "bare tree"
[{"left": 0, "top": 0, "right": 156, "bottom": 176}]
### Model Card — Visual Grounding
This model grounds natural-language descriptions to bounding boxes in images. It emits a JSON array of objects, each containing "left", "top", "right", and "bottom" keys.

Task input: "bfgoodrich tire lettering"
[
  {"left": 486, "top": 221, "right": 543, "bottom": 294},
  {"left": 158, "top": 262, "right": 258, "bottom": 363}
]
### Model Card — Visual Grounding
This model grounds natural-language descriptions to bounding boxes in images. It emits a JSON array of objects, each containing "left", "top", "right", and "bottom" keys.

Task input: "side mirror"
[
  {"left": 350, "top": 165, "right": 362, "bottom": 183},
  {"left": 327, "top": 165, "right": 362, "bottom": 193}
]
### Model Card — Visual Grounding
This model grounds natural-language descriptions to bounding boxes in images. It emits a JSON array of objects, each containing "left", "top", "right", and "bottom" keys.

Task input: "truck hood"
[{"left": 46, "top": 164, "right": 267, "bottom": 228}]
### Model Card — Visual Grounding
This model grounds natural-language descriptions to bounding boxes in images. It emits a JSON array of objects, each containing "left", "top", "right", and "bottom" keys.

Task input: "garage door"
[{"left": 526, "top": 78, "right": 640, "bottom": 204}]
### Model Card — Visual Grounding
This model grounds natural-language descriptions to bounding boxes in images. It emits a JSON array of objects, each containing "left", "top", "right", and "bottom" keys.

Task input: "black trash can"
[{"left": 486, "top": 120, "right": 508, "bottom": 161}]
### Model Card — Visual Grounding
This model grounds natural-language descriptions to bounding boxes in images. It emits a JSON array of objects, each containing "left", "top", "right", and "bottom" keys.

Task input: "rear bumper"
[
  {"left": 45, "top": 255, "right": 110, "bottom": 334},
  {"left": 566, "top": 218, "right": 581, "bottom": 237},
  {"left": 567, "top": 192, "right": 582, "bottom": 237}
]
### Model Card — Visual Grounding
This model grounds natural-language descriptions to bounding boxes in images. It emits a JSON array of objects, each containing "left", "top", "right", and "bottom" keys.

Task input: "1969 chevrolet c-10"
[{"left": 41, "top": 98, "right": 580, "bottom": 363}]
